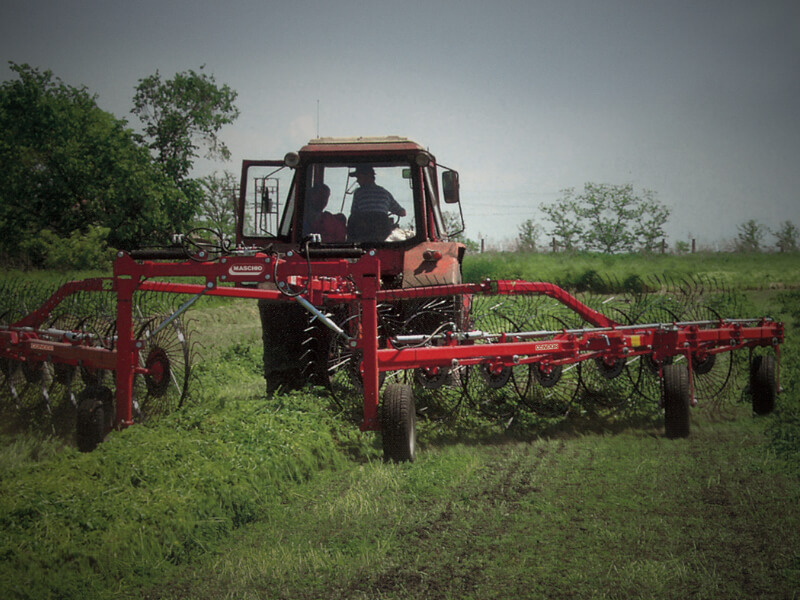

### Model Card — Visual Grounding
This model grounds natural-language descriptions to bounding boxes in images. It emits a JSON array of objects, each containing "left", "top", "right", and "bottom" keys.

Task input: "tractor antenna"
[{"left": 316, "top": 100, "right": 320, "bottom": 138}]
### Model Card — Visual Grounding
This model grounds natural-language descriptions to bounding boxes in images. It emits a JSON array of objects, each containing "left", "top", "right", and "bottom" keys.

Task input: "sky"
[{"left": 2, "top": 0, "right": 799, "bottom": 249}]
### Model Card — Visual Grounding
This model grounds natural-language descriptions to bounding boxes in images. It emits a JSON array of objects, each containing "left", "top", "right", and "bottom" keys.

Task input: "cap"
[{"left": 349, "top": 165, "right": 375, "bottom": 177}]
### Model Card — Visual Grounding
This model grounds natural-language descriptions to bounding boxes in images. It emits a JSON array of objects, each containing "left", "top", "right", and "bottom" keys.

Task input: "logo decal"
[
  {"left": 533, "top": 342, "right": 560, "bottom": 352},
  {"left": 229, "top": 264, "right": 265, "bottom": 276},
  {"left": 30, "top": 342, "right": 55, "bottom": 353}
]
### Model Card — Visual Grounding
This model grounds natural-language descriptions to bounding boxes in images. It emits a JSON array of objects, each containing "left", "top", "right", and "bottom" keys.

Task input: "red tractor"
[{"left": 237, "top": 136, "right": 469, "bottom": 396}]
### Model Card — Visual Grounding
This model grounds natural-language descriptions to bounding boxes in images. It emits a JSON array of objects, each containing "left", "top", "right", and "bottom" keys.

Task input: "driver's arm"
[{"left": 387, "top": 194, "right": 406, "bottom": 217}]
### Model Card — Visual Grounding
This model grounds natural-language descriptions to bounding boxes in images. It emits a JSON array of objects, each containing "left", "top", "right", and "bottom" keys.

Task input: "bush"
[{"left": 19, "top": 226, "right": 116, "bottom": 270}]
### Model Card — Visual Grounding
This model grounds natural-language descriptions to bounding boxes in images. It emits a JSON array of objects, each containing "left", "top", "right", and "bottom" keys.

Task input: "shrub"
[{"left": 19, "top": 226, "right": 116, "bottom": 270}]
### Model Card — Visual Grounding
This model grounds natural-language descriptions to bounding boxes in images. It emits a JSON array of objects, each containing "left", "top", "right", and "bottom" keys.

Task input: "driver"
[{"left": 347, "top": 166, "right": 406, "bottom": 242}]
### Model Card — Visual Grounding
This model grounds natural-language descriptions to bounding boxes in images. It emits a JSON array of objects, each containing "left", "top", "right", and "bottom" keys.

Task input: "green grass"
[
  {"left": 462, "top": 250, "right": 800, "bottom": 290},
  {"left": 1, "top": 254, "right": 800, "bottom": 599},
  {"left": 138, "top": 412, "right": 800, "bottom": 600},
  {"left": 0, "top": 391, "right": 355, "bottom": 599}
]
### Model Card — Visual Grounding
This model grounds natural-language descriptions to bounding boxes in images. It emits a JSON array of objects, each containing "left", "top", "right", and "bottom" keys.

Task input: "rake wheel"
[
  {"left": 133, "top": 314, "right": 192, "bottom": 420},
  {"left": 322, "top": 312, "right": 368, "bottom": 411},
  {"left": 76, "top": 385, "right": 112, "bottom": 452},
  {"left": 144, "top": 347, "right": 171, "bottom": 397},
  {"left": 76, "top": 314, "right": 115, "bottom": 387},
  {"left": 399, "top": 297, "right": 469, "bottom": 421},
  {"left": 1, "top": 309, "right": 24, "bottom": 409},
  {"left": 681, "top": 305, "right": 735, "bottom": 417},
  {"left": 575, "top": 303, "right": 637, "bottom": 413},
  {"left": 462, "top": 295, "right": 524, "bottom": 422},
  {"left": 1, "top": 308, "right": 53, "bottom": 414},
  {"left": 627, "top": 301, "right": 681, "bottom": 406},
  {"left": 518, "top": 314, "right": 581, "bottom": 418}
]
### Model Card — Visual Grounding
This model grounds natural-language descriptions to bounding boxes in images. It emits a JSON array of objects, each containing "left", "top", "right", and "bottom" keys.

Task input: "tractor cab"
[{"left": 237, "top": 137, "right": 466, "bottom": 287}]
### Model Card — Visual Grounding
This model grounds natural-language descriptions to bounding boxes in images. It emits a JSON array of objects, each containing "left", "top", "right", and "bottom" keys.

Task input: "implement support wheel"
[
  {"left": 76, "top": 385, "right": 113, "bottom": 452},
  {"left": 663, "top": 364, "right": 690, "bottom": 439},
  {"left": 381, "top": 384, "right": 416, "bottom": 463},
  {"left": 750, "top": 355, "right": 777, "bottom": 416}
]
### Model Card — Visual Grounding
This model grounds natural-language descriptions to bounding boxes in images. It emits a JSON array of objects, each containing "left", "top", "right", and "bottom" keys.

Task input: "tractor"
[{"left": 236, "top": 136, "right": 469, "bottom": 396}]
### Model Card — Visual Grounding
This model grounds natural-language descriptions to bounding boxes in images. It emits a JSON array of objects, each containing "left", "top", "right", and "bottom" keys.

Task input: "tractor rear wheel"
[
  {"left": 750, "top": 355, "right": 777, "bottom": 415},
  {"left": 381, "top": 384, "right": 416, "bottom": 462},
  {"left": 663, "top": 364, "right": 690, "bottom": 439},
  {"left": 259, "top": 299, "right": 308, "bottom": 395}
]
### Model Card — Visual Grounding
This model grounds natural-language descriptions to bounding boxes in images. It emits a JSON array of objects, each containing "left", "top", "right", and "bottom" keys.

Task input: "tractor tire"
[
  {"left": 381, "top": 384, "right": 416, "bottom": 462},
  {"left": 76, "top": 385, "right": 112, "bottom": 452},
  {"left": 750, "top": 355, "right": 777, "bottom": 416},
  {"left": 663, "top": 364, "right": 690, "bottom": 439},
  {"left": 258, "top": 299, "right": 308, "bottom": 395}
]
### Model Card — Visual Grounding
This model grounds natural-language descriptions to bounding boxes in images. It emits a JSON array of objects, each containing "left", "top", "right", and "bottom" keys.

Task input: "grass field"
[
  {"left": 462, "top": 250, "right": 800, "bottom": 291},
  {"left": 1, "top": 253, "right": 799, "bottom": 599}
]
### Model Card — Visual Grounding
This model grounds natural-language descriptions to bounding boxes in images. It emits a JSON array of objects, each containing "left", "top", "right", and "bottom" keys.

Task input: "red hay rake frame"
[{"left": 0, "top": 250, "right": 785, "bottom": 441}]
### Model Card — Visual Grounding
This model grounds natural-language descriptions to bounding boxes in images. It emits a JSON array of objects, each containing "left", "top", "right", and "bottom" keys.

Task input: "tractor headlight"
[
  {"left": 415, "top": 153, "right": 431, "bottom": 168},
  {"left": 284, "top": 152, "right": 300, "bottom": 168}
]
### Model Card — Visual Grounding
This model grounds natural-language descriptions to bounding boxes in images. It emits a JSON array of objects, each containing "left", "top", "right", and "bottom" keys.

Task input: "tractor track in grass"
[
  {"left": 349, "top": 442, "right": 563, "bottom": 599},
  {"left": 137, "top": 412, "right": 800, "bottom": 600}
]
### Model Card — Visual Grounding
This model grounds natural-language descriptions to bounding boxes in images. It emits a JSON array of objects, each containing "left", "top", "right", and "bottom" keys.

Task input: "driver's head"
[
  {"left": 308, "top": 184, "right": 330, "bottom": 212},
  {"left": 350, "top": 165, "right": 375, "bottom": 184}
]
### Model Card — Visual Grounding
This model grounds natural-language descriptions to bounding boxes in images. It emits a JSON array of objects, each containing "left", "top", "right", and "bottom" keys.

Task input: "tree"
[
  {"left": 674, "top": 240, "right": 690, "bottom": 255},
  {"left": 632, "top": 193, "right": 671, "bottom": 253},
  {"left": 735, "top": 219, "right": 766, "bottom": 252},
  {"left": 540, "top": 183, "right": 669, "bottom": 253},
  {"left": 539, "top": 195, "right": 582, "bottom": 251},
  {"left": 192, "top": 171, "right": 238, "bottom": 238},
  {"left": 132, "top": 67, "right": 239, "bottom": 186},
  {"left": 441, "top": 210, "right": 479, "bottom": 252},
  {"left": 0, "top": 63, "right": 186, "bottom": 263},
  {"left": 516, "top": 218, "right": 540, "bottom": 252},
  {"left": 773, "top": 220, "right": 798, "bottom": 253}
]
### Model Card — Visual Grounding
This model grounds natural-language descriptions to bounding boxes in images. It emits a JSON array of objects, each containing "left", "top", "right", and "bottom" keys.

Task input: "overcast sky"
[{"left": 2, "top": 0, "right": 799, "bottom": 248}]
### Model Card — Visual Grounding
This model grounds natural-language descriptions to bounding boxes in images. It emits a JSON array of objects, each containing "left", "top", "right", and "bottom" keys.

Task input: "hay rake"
[{"left": 0, "top": 248, "right": 783, "bottom": 461}]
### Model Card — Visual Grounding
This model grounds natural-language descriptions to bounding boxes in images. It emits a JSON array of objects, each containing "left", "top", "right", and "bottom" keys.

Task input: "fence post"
[{"left": 691, "top": 239, "right": 696, "bottom": 253}]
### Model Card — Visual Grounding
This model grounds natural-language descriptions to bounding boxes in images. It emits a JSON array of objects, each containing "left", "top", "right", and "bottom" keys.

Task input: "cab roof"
[{"left": 300, "top": 136, "right": 426, "bottom": 156}]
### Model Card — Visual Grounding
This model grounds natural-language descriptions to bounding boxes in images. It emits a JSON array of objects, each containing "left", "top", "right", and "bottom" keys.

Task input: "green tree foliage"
[
  {"left": 773, "top": 220, "right": 798, "bottom": 253},
  {"left": 674, "top": 240, "right": 691, "bottom": 255},
  {"left": 441, "top": 210, "right": 479, "bottom": 251},
  {"left": 132, "top": 67, "right": 239, "bottom": 187},
  {"left": 540, "top": 183, "right": 670, "bottom": 254},
  {"left": 516, "top": 218, "right": 540, "bottom": 252},
  {"left": 539, "top": 196, "right": 582, "bottom": 251},
  {"left": 0, "top": 63, "right": 186, "bottom": 263},
  {"left": 736, "top": 219, "right": 766, "bottom": 252},
  {"left": 20, "top": 225, "right": 116, "bottom": 270},
  {"left": 192, "top": 171, "right": 238, "bottom": 238}
]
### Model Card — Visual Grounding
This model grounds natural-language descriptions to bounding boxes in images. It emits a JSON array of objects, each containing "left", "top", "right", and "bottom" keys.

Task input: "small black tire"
[
  {"left": 750, "top": 355, "right": 777, "bottom": 416},
  {"left": 76, "top": 386, "right": 112, "bottom": 452},
  {"left": 381, "top": 384, "right": 416, "bottom": 463},
  {"left": 663, "top": 364, "right": 690, "bottom": 439}
]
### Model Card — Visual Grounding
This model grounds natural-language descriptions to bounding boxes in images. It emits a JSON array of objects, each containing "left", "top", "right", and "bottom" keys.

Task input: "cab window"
[
  {"left": 302, "top": 163, "right": 419, "bottom": 244},
  {"left": 240, "top": 164, "right": 295, "bottom": 238}
]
